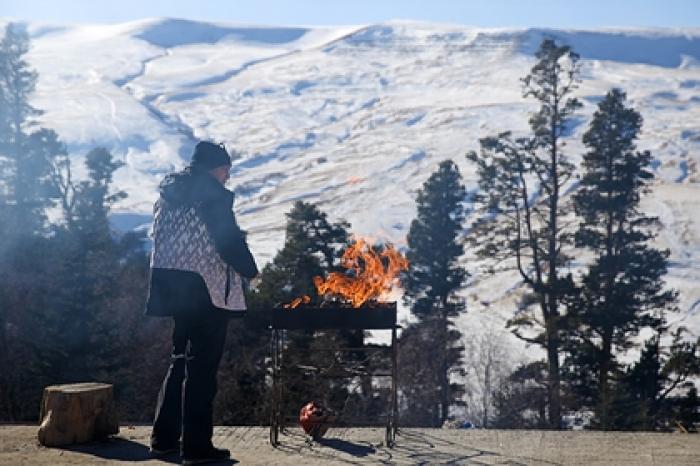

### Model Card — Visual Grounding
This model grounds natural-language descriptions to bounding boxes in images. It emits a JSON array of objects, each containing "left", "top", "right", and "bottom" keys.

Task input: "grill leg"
[
  {"left": 386, "top": 325, "right": 398, "bottom": 448},
  {"left": 270, "top": 328, "right": 280, "bottom": 447}
]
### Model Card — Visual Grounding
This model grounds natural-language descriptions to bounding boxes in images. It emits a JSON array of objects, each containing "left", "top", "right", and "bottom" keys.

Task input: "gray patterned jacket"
[
  {"left": 151, "top": 199, "right": 245, "bottom": 311},
  {"left": 146, "top": 167, "right": 258, "bottom": 316}
]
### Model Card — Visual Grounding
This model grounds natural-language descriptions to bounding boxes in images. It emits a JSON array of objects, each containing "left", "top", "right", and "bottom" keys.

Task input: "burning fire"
[
  {"left": 285, "top": 295, "right": 311, "bottom": 309},
  {"left": 284, "top": 238, "right": 409, "bottom": 309}
]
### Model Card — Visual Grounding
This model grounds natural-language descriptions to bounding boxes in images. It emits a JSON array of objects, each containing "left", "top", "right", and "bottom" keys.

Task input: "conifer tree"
[
  {"left": 565, "top": 88, "right": 678, "bottom": 428},
  {"left": 0, "top": 24, "right": 158, "bottom": 422},
  {"left": 402, "top": 159, "right": 467, "bottom": 426},
  {"left": 36, "top": 147, "right": 126, "bottom": 383},
  {"left": 0, "top": 23, "right": 67, "bottom": 419},
  {"left": 677, "top": 386, "right": 699, "bottom": 432},
  {"left": 0, "top": 23, "right": 64, "bottom": 238},
  {"left": 467, "top": 39, "right": 581, "bottom": 427},
  {"left": 607, "top": 331, "right": 699, "bottom": 430},
  {"left": 255, "top": 201, "right": 350, "bottom": 305},
  {"left": 250, "top": 201, "right": 353, "bottom": 417},
  {"left": 492, "top": 361, "right": 549, "bottom": 428}
]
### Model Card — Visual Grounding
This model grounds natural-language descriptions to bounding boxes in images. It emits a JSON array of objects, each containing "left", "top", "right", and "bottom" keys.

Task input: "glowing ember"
[
  {"left": 283, "top": 295, "right": 311, "bottom": 309},
  {"left": 282, "top": 238, "right": 409, "bottom": 309}
]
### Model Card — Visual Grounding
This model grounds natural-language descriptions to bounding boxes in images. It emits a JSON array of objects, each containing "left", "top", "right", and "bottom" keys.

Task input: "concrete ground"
[{"left": 1, "top": 425, "right": 698, "bottom": 465}]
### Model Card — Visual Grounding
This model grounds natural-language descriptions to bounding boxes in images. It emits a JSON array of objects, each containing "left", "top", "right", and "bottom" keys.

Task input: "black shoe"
[
  {"left": 182, "top": 447, "right": 230, "bottom": 465},
  {"left": 149, "top": 445, "right": 179, "bottom": 457}
]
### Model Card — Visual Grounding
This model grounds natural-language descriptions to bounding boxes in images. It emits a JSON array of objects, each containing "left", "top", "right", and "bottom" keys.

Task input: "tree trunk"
[
  {"left": 546, "top": 326, "right": 561, "bottom": 429},
  {"left": 547, "top": 80, "right": 562, "bottom": 430},
  {"left": 440, "top": 315, "right": 449, "bottom": 426},
  {"left": 37, "top": 383, "right": 119, "bottom": 447},
  {"left": 598, "top": 333, "right": 613, "bottom": 429},
  {"left": 483, "top": 360, "right": 490, "bottom": 428}
]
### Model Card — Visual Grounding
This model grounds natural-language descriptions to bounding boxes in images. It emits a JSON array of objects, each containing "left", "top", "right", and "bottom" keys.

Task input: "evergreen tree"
[
  {"left": 397, "top": 323, "right": 441, "bottom": 426},
  {"left": 0, "top": 23, "right": 67, "bottom": 420},
  {"left": 0, "top": 24, "right": 39, "bottom": 149},
  {"left": 0, "top": 23, "right": 162, "bottom": 422},
  {"left": 256, "top": 201, "right": 350, "bottom": 305},
  {"left": 214, "top": 314, "right": 272, "bottom": 425},
  {"left": 467, "top": 39, "right": 581, "bottom": 427},
  {"left": 0, "top": 228, "right": 54, "bottom": 420},
  {"left": 249, "top": 201, "right": 354, "bottom": 418},
  {"left": 565, "top": 88, "right": 677, "bottom": 428},
  {"left": 608, "top": 330, "right": 700, "bottom": 430},
  {"left": 492, "top": 361, "right": 549, "bottom": 429},
  {"left": 676, "top": 386, "right": 699, "bottom": 432},
  {"left": 107, "top": 229, "right": 162, "bottom": 423},
  {"left": 35, "top": 147, "right": 126, "bottom": 383},
  {"left": 402, "top": 159, "right": 467, "bottom": 426},
  {"left": 0, "top": 23, "right": 64, "bottom": 238},
  {"left": 610, "top": 337, "right": 663, "bottom": 429}
]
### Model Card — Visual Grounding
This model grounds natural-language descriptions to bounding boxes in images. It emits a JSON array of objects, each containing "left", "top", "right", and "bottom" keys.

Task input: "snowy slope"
[{"left": 13, "top": 18, "right": 700, "bottom": 352}]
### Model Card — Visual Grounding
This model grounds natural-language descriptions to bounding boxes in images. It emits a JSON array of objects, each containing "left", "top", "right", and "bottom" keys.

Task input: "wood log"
[{"left": 37, "top": 382, "right": 119, "bottom": 447}]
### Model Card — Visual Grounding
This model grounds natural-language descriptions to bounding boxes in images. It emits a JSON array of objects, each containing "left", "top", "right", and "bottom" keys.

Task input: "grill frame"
[
  {"left": 271, "top": 302, "right": 397, "bottom": 330},
  {"left": 269, "top": 301, "right": 398, "bottom": 448}
]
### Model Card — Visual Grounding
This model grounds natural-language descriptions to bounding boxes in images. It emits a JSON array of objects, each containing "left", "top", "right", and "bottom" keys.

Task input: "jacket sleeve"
[{"left": 199, "top": 193, "right": 259, "bottom": 279}]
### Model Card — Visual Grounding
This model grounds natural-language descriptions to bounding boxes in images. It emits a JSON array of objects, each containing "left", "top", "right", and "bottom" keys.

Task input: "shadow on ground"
[
  {"left": 317, "top": 437, "right": 376, "bottom": 457},
  {"left": 64, "top": 438, "right": 178, "bottom": 463},
  {"left": 63, "top": 437, "right": 238, "bottom": 465},
  {"left": 395, "top": 429, "right": 562, "bottom": 466}
]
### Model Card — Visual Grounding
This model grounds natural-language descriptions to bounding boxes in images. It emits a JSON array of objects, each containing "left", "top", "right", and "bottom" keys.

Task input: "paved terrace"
[{"left": 1, "top": 425, "right": 698, "bottom": 465}]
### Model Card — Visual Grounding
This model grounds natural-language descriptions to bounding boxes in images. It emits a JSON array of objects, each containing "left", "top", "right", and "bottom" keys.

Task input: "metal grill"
[{"left": 269, "top": 302, "right": 398, "bottom": 447}]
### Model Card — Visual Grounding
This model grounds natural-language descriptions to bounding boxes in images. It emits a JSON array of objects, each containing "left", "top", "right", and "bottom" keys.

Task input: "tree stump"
[{"left": 37, "top": 382, "right": 119, "bottom": 447}]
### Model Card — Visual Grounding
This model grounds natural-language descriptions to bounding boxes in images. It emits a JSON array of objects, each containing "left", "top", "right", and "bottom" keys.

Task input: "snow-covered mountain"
[{"left": 12, "top": 18, "right": 700, "bottom": 350}]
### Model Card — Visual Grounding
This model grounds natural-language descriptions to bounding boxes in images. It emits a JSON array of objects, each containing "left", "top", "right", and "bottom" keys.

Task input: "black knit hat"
[{"left": 191, "top": 141, "right": 231, "bottom": 169}]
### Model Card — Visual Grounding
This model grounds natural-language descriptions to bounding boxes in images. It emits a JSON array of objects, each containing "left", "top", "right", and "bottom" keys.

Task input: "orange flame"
[
  {"left": 283, "top": 295, "right": 311, "bottom": 309},
  {"left": 313, "top": 238, "right": 409, "bottom": 308}
]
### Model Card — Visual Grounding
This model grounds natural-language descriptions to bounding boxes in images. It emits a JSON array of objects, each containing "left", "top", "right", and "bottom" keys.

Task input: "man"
[{"left": 146, "top": 141, "right": 258, "bottom": 465}]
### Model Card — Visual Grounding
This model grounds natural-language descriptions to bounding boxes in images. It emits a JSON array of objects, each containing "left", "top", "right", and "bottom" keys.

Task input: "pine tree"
[
  {"left": 0, "top": 228, "right": 54, "bottom": 420},
  {"left": 397, "top": 323, "right": 442, "bottom": 426},
  {"left": 0, "top": 24, "right": 39, "bottom": 147},
  {"left": 248, "top": 201, "right": 355, "bottom": 418},
  {"left": 35, "top": 147, "right": 126, "bottom": 383},
  {"left": 608, "top": 330, "right": 700, "bottom": 430},
  {"left": 67, "top": 147, "right": 126, "bottom": 240},
  {"left": 214, "top": 315, "right": 272, "bottom": 425},
  {"left": 492, "top": 361, "right": 549, "bottom": 429},
  {"left": 402, "top": 159, "right": 467, "bottom": 426},
  {"left": 256, "top": 201, "right": 350, "bottom": 305},
  {"left": 467, "top": 39, "right": 582, "bottom": 428},
  {"left": 677, "top": 386, "right": 699, "bottom": 432},
  {"left": 0, "top": 23, "right": 64, "bottom": 238},
  {"left": 107, "top": 229, "right": 160, "bottom": 423},
  {"left": 0, "top": 25, "right": 157, "bottom": 421},
  {"left": 0, "top": 23, "right": 67, "bottom": 420},
  {"left": 566, "top": 88, "right": 677, "bottom": 428}
]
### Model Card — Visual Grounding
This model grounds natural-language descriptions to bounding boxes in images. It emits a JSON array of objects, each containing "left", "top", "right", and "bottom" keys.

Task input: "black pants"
[{"left": 151, "top": 309, "right": 229, "bottom": 454}]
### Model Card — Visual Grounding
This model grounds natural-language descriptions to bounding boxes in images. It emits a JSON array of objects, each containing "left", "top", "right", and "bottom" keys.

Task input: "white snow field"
[{"left": 12, "top": 18, "right": 700, "bottom": 355}]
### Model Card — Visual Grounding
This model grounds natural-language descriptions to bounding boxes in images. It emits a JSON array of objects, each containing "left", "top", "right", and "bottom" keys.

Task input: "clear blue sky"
[{"left": 3, "top": 0, "right": 698, "bottom": 28}]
